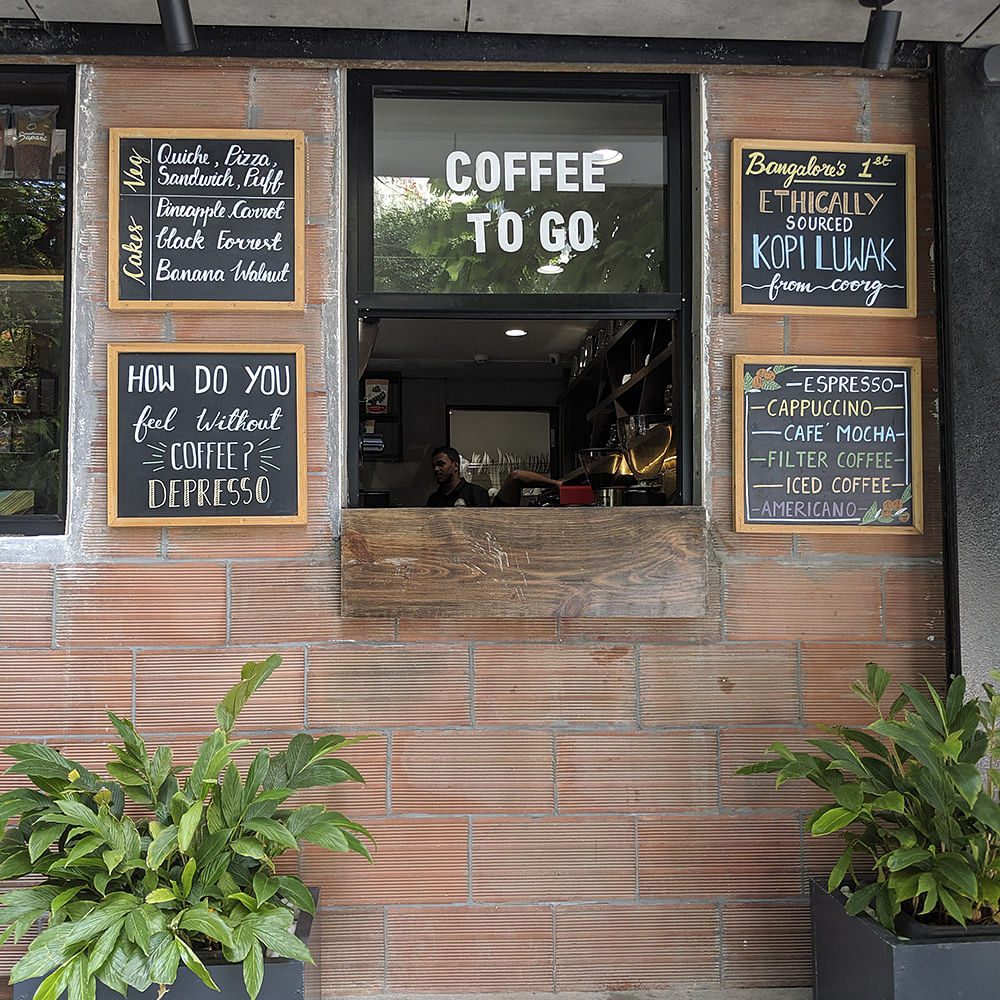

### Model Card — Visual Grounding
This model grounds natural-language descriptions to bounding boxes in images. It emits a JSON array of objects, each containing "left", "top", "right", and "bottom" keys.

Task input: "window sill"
[{"left": 341, "top": 505, "right": 708, "bottom": 618}]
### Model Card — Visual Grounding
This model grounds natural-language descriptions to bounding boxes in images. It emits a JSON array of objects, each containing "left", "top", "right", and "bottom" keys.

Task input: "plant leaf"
[
  {"left": 221, "top": 763, "right": 244, "bottom": 827},
  {"left": 242, "top": 939, "right": 264, "bottom": 1000},
  {"left": 147, "top": 933, "right": 180, "bottom": 986},
  {"left": 215, "top": 655, "right": 283, "bottom": 732},
  {"left": 31, "top": 965, "right": 69, "bottom": 1000},
  {"left": 147, "top": 823, "right": 179, "bottom": 870},
  {"left": 274, "top": 876, "right": 316, "bottom": 914},
  {"left": 242, "top": 818, "right": 299, "bottom": 852},
  {"left": 808, "top": 806, "right": 859, "bottom": 837},
  {"left": 885, "top": 847, "right": 931, "bottom": 870},
  {"left": 250, "top": 922, "right": 313, "bottom": 963},
  {"left": 180, "top": 856, "right": 196, "bottom": 898},
  {"left": 844, "top": 881, "right": 880, "bottom": 916},
  {"left": 178, "top": 907, "right": 235, "bottom": 948},
  {"left": 28, "top": 823, "right": 64, "bottom": 862},
  {"left": 232, "top": 837, "right": 270, "bottom": 863},
  {"left": 178, "top": 800, "right": 203, "bottom": 853},
  {"left": 176, "top": 937, "right": 220, "bottom": 992},
  {"left": 828, "top": 846, "right": 853, "bottom": 892}
]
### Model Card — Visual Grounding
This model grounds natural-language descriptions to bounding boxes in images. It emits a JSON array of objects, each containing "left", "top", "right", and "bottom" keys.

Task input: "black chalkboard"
[
  {"left": 108, "top": 344, "right": 307, "bottom": 526},
  {"left": 109, "top": 129, "right": 304, "bottom": 311},
  {"left": 732, "top": 140, "right": 916, "bottom": 316},
  {"left": 733, "top": 355, "right": 923, "bottom": 533}
]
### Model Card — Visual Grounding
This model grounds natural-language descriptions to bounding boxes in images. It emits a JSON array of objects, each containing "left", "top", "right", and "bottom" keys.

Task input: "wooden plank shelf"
[{"left": 341, "top": 505, "right": 709, "bottom": 618}]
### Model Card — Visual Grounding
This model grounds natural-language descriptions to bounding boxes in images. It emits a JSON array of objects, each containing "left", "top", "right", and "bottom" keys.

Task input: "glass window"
[
  {"left": 0, "top": 69, "right": 72, "bottom": 533},
  {"left": 373, "top": 95, "right": 667, "bottom": 295}
]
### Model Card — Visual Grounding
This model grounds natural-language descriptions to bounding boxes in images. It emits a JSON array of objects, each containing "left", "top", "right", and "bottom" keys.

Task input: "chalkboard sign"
[
  {"left": 733, "top": 355, "right": 923, "bottom": 533},
  {"left": 108, "top": 343, "right": 307, "bottom": 526},
  {"left": 108, "top": 129, "right": 305, "bottom": 311},
  {"left": 732, "top": 140, "right": 916, "bottom": 316}
]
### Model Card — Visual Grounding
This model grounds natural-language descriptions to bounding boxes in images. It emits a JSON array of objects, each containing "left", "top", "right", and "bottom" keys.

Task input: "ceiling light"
[
  {"left": 859, "top": 0, "right": 900, "bottom": 71},
  {"left": 537, "top": 264, "right": 564, "bottom": 275},
  {"left": 157, "top": 0, "right": 198, "bottom": 53},
  {"left": 592, "top": 148, "right": 623, "bottom": 165},
  {"left": 505, "top": 328, "right": 528, "bottom": 338}
]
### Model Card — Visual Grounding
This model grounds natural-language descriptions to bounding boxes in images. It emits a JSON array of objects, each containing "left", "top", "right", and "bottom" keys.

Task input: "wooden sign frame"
[
  {"left": 733, "top": 354, "right": 923, "bottom": 534},
  {"left": 731, "top": 139, "right": 917, "bottom": 317},
  {"left": 108, "top": 342, "right": 308, "bottom": 527},
  {"left": 108, "top": 128, "right": 305, "bottom": 311}
]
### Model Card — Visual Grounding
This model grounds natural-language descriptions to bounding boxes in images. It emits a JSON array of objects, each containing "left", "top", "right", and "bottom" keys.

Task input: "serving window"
[
  {"left": 348, "top": 71, "right": 692, "bottom": 512},
  {"left": 0, "top": 68, "right": 73, "bottom": 535},
  {"left": 342, "top": 70, "right": 704, "bottom": 618}
]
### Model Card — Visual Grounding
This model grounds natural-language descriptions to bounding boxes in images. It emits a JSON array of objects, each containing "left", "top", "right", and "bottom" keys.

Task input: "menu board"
[
  {"left": 732, "top": 140, "right": 916, "bottom": 316},
  {"left": 108, "top": 343, "right": 307, "bottom": 526},
  {"left": 108, "top": 129, "right": 304, "bottom": 311},
  {"left": 733, "top": 355, "right": 922, "bottom": 533}
]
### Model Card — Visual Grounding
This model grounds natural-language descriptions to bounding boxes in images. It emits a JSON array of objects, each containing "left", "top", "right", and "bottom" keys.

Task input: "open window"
[
  {"left": 0, "top": 67, "right": 73, "bottom": 535},
  {"left": 347, "top": 71, "right": 692, "bottom": 510}
]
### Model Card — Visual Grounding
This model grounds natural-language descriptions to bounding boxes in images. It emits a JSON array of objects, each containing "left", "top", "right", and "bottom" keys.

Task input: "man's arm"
[{"left": 493, "top": 469, "right": 561, "bottom": 507}]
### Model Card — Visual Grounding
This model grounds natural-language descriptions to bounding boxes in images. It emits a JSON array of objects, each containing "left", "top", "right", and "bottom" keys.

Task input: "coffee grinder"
[{"left": 577, "top": 447, "right": 633, "bottom": 506}]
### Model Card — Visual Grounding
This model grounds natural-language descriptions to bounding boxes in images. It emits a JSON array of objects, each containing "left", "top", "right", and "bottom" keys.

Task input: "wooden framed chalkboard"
[
  {"left": 733, "top": 355, "right": 923, "bottom": 534},
  {"left": 108, "top": 343, "right": 307, "bottom": 526},
  {"left": 731, "top": 140, "right": 916, "bottom": 316},
  {"left": 108, "top": 129, "right": 305, "bottom": 311}
]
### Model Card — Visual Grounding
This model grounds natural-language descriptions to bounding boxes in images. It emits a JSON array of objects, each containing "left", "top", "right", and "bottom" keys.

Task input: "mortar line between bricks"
[
  {"left": 225, "top": 560, "right": 232, "bottom": 645},
  {"left": 50, "top": 565, "right": 58, "bottom": 648},
  {"left": 552, "top": 734, "right": 559, "bottom": 814},
  {"left": 381, "top": 905, "right": 388, "bottom": 993},
  {"left": 550, "top": 903, "right": 558, "bottom": 992},
  {"left": 302, "top": 644, "right": 310, "bottom": 729}
]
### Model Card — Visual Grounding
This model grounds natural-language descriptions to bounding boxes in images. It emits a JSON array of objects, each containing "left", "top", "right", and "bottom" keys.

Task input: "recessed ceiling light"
[
  {"left": 536, "top": 264, "right": 564, "bottom": 274},
  {"left": 592, "top": 148, "right": 623, "bottom": 165},
  {"left": 505, "top": 328, "right": 528, "bottom": 337}
]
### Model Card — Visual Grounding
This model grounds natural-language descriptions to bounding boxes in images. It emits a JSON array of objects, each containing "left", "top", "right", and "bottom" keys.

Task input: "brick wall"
[{"left": 0, "top": 66, "right": 943, "bottom": 996}]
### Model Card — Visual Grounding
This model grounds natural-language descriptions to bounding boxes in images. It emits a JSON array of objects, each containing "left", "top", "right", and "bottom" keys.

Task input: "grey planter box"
[
  {"left": 811, "top": 879, "right": 1000, "bottom": 1000},
  {"left": 14, "top": 896, "right": 316, "bottom": 1000},
  {"left": 14, "top": 956, "right": 304, "bottom": 1000}
]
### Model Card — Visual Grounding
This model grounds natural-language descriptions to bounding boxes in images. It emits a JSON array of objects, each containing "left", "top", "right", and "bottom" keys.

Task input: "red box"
[{"left": 559, "top": 485, "right": 595, "bottom": 506}]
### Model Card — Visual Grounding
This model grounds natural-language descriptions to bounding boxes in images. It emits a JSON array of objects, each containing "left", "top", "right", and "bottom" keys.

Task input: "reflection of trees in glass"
[
  {"left": 373, "top": 177, "right": 664, "bottom": 295},
  {"left": 0, "top": 280, "right": 64, "bottom": 516},
  {"left": 0, "top": 181, "right": 66, "bottom": 274},
  {"left": 373, "top": 182, "right": 457, "bottom": 293}
]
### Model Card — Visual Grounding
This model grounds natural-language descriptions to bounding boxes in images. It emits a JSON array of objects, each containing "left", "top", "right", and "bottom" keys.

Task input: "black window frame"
[
  {"left": 0, "top": 65, "right": 74, "bottom": 536},
  {"left": 346, "top": 69, "right": 692, "bottom": 507}
]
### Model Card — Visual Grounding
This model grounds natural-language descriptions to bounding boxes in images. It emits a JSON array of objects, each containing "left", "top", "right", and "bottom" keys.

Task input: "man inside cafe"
[{"left": 426, "top": 446, "right": 491, "bottom": 507}]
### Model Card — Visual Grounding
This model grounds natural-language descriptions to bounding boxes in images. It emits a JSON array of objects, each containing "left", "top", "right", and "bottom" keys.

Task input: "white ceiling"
[
  {"left": 373, "top": 317, "right": 596, "bottom": 364},
  {"left": 3, "top": 0, "right": 1000, "bottom": 47}
]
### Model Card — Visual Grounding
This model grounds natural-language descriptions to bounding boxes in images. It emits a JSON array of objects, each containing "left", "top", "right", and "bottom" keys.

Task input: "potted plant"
[
  {"left": 737, "top": 661, "right": 1000, "bottom": 1000},
  {"left": 0, "top": 654, "right": 374, "bottom": 1000}
]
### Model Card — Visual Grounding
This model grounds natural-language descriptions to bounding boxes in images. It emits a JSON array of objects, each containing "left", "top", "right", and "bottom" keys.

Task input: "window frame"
[
  {"left": 0, "top": 65, "right": 74, "bottom": 536},
  {"left": 346, "top": 69, "right": 693, "bottom": 507}
]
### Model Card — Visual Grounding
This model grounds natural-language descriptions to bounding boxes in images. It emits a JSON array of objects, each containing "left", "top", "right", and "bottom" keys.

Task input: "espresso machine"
[{"left": 616, "top": 413, "right": 676, "bottom": 506}]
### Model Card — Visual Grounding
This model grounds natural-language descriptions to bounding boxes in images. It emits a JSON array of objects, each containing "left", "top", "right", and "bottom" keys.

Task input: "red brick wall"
[{"left": 0, "top": 66, "right": 943, "bottom": 996}]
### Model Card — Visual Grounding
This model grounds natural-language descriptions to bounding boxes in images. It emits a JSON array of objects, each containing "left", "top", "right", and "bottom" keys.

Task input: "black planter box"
[
  {"left": 811, "top": 879, "right": 1000, "bottom": 1000},
  {"left": 14, "top": 956, "right": 304, "bottom": 1000}
]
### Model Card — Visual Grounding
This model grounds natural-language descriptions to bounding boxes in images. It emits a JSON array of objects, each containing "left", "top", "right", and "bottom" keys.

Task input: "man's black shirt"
[{"left": 426, "top": 478, "right": 491, "bottom": 507}]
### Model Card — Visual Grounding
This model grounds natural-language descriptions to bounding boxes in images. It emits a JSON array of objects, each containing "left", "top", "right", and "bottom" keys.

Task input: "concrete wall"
[{"left": 0, "top": 65, "right": 943, "bottom": 995}]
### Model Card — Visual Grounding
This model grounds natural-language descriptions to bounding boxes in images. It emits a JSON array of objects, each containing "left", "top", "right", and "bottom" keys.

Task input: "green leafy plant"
[
  {"left": 0, "top": 655, "right": 375, "bottom": 1000},
  {"left": 737, "top": 662, "right": 1000, "bottom": 932}
]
